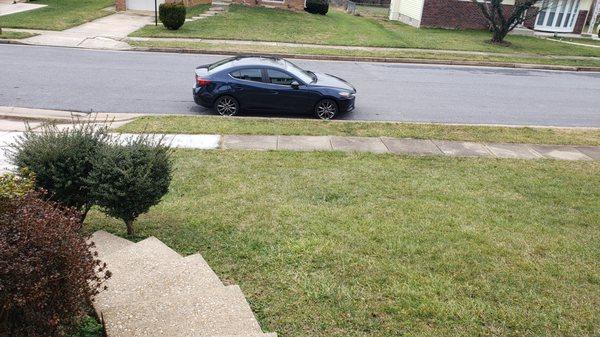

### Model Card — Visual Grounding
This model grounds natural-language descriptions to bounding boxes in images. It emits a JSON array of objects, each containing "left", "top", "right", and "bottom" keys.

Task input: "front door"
[{"left": 535, "top": 0, "right": 581, "bottom": 33}]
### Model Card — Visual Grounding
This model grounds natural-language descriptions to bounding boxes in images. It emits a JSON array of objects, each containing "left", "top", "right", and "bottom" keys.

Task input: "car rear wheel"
[
  {"left": 315, "top": 99, "right": 338, "bottom": 120},
  {"left": 215, "top": 95, "right": 239, "bottom": 116}
]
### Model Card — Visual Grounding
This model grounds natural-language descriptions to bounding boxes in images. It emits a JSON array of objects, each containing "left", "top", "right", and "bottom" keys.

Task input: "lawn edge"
[
  {"left": 131, "top": 46, "right": 600, "bottom": 72},
  {"left": 117, "top": 116, "right": 600, "bottom": 146}
]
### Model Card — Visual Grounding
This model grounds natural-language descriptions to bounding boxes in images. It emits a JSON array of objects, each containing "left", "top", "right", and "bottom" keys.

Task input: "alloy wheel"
[
  {"left": 216, "top": 96, "right": 238, "bottom": 116},
  {"left": 316, "top": 99, "right": 337, "bottom": 120}
]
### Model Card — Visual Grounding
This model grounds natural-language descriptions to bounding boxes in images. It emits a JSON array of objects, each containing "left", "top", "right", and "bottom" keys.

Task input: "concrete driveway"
[
  {"left": 0, "top": 0, "right": 46, "bottom": 16},
  {"left": 21, "top": 12, "right": 153, "bottom": 49}
]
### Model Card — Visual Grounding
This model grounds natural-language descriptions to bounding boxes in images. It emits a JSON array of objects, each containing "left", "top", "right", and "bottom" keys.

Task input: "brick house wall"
[
  {"left": 419, "top": 0, "right": 541, "bottom": 29},
  {"left": 419, "top": 0, "right": 588, "bottom": 32},
  {"left": 233, "top": 0, "right": 305, "bottom": 11}
]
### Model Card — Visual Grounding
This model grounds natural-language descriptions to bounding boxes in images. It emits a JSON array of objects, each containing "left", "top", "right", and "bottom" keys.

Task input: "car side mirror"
[{"left": 291, "top": 81, "right": 300, "bottom": 89}]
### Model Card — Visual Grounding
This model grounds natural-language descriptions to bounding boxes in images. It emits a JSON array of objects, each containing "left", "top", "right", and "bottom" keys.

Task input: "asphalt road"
[{"left": 1, "top": 44, "right": 600, "bottom": 127}]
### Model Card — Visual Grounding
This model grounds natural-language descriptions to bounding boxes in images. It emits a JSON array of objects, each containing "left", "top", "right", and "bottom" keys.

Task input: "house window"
[{"left": 535, "top": 0, "right": 580, "bottom": 32}]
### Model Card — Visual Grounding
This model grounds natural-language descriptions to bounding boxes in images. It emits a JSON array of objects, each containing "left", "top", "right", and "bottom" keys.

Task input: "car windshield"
[{"left": 284, "top": 60, "right": 316, "bottom": 83}]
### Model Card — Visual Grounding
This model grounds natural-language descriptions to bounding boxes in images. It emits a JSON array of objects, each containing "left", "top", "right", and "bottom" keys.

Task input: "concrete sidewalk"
[
  {"left": 218, "top": 134, "right": 598, "bottom": 160},
  {"left": 1, "top": 129, "right": 598, "bottom": 173}
]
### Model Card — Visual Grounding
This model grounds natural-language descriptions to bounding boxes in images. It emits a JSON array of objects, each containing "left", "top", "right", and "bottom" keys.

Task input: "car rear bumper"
[{"left": 193, "top": 87, "right": 214, "bottom": 108}]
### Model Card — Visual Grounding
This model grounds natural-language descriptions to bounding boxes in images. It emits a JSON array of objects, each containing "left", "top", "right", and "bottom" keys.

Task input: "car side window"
[
  {"left": 267, "top": 69, "right": 295, "bottom": 86},
  {"left": 230, "top": 68, "right": 263, "bottom": 82}
]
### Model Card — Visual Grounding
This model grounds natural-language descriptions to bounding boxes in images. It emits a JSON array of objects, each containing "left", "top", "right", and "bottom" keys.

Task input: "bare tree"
[{"left": 471, "top": 0, "right": 546, "bottom": 44}]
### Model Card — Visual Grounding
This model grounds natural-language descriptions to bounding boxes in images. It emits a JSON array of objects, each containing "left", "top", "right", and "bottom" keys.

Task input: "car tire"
[
  {"left": 214, "top": 95, "right": 239, "bottom": 116},
  {"left": 314, "top": 99, "right": 338, "bottom": 120}
]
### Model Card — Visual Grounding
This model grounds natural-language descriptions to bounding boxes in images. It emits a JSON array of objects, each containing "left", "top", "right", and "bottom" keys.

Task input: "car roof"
[{"left": 209, "top": 55, "right": 289, "bottom": 72}]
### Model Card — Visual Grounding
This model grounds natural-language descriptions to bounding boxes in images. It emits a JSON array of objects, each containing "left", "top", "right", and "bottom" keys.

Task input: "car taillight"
[{"left": 196, "top": 76, "right": 211, "bottom": 87}]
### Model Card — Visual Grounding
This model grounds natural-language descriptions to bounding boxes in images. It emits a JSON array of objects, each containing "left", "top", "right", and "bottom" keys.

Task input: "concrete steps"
[
  {"left": 90, "top": 231, "right": 275, "bottom": 337},
  {"left": 90, "top": 230, "right": 134, "bottom": 260},
  {"left": 186, "top": 0, "right": 231, "bottom": 21}
]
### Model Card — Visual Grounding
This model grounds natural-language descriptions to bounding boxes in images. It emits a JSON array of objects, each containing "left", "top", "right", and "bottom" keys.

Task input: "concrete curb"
[
  {"left": 0, "top": 39, "right": 28, "bottom": 46},
  {"left": 2, "top": 106, "right": 599, "bottom": 130},
  {"left": 132, "top": 47, "right": 600, "bottom": 72},
  {"left": 0, "top": 106, "right": 143, "bottom": 123}
]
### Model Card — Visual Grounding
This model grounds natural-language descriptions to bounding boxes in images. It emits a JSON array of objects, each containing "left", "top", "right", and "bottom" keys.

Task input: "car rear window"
[
  {"left": 208, "top": 57, "right": 236, "bottom": 71},
  {"left": 230, "top": 68, "right": 263, "bottom": 82}
]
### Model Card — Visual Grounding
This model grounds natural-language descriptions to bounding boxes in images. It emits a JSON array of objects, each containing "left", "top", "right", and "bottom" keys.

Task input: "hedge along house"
[{"left": 388, "top": 0, "right": 595, "bottom": 34}]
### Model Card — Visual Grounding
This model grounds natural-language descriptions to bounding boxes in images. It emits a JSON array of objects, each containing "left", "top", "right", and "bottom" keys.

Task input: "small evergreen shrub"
[
  {"left": 89, "top": 135, "right": 172, "bottom": 236},
  {"left": 73, "top": 315, "right": 104, "bottom": 337},
  {"left": 0, "top": 192, "right": 110, "bottom": 337},
  {"left": 10, "top": 121, "right": 111, "bottom": 221},
  {"left": 159, "top": 2, "right": 186, "bottom": 30},
  {"left": 10, "top": 120, "right": 173, "bottom": 233},
  {"left": 305, "top": 0, "right": 329, "bottom": 15}
]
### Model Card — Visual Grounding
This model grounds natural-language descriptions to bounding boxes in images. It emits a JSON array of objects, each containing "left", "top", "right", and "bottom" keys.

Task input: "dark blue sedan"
[{"left": 193, "top": 56, "right": 356, "bottom": 119}]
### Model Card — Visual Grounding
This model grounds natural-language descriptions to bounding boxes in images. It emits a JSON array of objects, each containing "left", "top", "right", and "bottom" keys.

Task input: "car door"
[
  {"left": 229, "top": 68, "right": 272, "bottom": 111},
  {"left": 264, "top": 68, "right": 319, "bottom": 114}
]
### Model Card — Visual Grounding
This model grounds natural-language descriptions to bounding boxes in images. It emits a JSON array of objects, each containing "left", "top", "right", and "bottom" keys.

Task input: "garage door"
[{"left": 126, "top": 0, "right": 165, "bottom": 11}]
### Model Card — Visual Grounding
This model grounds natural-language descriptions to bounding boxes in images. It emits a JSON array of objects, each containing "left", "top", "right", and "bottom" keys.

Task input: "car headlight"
[{"left": 339, "top": 91, "right": 354, "bottom": 98}]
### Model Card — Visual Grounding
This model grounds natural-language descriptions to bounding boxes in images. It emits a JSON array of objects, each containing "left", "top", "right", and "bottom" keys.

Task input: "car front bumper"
[{"left": 339, "top": 96, "right": 356, "bottom": 113}]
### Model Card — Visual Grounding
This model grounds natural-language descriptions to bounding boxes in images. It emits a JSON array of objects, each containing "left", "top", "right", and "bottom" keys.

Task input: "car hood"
[{"left": 313, "top": 73, "right": 356, "bottom": 93}]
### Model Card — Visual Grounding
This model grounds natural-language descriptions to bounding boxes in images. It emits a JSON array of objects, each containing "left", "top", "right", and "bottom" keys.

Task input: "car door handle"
[{"left": 270, "top": 90, "right": 279, "bottom": 94}]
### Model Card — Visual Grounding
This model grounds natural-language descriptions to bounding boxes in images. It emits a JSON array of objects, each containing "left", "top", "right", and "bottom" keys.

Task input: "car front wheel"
[
  {"left": 315, "top": 99, "right": 338, "bottom": 120},
  {"left": 214, "top": 95, "right": 239, "bottom": 116}
]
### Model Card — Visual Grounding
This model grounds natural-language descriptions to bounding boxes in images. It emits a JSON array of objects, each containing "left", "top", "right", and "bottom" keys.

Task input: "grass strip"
[
  {"left": 128, "top": 40, "right": 600, "bottom": 68},
  {"left": 118, "top": 115, "right": 600, "bottom": 146},
  {"left": 0, "top": 31, "right": 36, "bottom": 39}
]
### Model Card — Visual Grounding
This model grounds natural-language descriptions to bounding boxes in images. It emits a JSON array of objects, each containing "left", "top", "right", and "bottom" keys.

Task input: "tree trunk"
[
  {"left": 125, "top": 220, "right": 135, "bottom": 236},
  {"left": 491, "top": 29, "right": 508, "bottom": 43},
  {"left": 78, "top": 204, "right": 92, "bottom": 229}
]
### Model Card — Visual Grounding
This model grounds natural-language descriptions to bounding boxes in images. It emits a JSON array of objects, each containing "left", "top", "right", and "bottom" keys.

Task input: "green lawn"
[
  {"left": 0, "top": 0, "right": 114, "bottom": 30},
  {"left": 130, "top": 5, "right": 600, "bottom": 57},
  {"left": 118, "top": 116, "right": 600, "bottom": 146},
  {"left": 0, "top": 31, "right": 36, "bottom": 39},
  {"left": 86, "top": 150, "right": 600, "bottom": 336}
]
